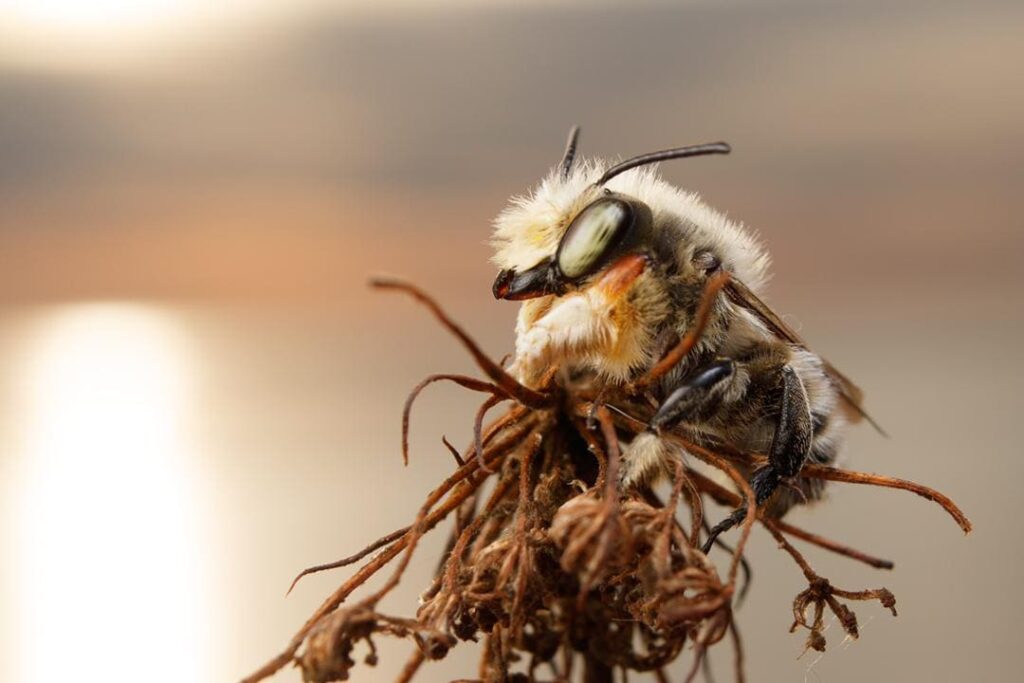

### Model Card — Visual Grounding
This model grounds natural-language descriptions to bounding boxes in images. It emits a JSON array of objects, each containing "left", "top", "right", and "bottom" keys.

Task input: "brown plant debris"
[{"left": 243, "top": 279, "right": 971, "bottom": 683}]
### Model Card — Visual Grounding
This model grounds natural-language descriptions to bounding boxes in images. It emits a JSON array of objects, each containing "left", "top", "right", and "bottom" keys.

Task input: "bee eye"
[{"left": 556, "top": 199, "right": 632, "bottom": 280}]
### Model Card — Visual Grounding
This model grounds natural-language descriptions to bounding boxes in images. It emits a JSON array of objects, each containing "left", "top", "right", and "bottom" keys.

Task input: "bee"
[{"left": 490, "top": 127, "right": 876, "bottom": 549}]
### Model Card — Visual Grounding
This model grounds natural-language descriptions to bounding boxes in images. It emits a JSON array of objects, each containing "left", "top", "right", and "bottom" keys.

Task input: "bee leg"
[
  {"left": 648, "top": 359, "right": 736, "bottom": 433},
  {"left": 620, "top": 360, "right": 735, "bottom": 489},
  {"left": 701, "top": 365, "right": 812, "bottom": 553}
]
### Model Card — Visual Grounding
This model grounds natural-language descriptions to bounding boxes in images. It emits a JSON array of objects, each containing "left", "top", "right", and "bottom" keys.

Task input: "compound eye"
[{"left": 556, "top": 199, "right": 632, "bottom": 280}]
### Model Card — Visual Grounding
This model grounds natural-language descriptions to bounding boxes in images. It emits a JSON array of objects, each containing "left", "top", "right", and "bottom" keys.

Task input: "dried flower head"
[{"left": 243, "top": 280, "right": 970, "bottom": 683}]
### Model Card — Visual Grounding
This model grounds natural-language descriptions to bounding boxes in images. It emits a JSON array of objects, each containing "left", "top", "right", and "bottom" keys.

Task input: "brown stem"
[
  {"left": 634, "top": 271, "right": 730, "bottom": 388},
  {"left": 663, "top": 460, "right": 685, "bottom": 541},
  {"left": 761, "top": 519, "right": 816, "bottom": 581},
  {"left": 678, "top": 465, "right": 703, "bottom": 547},
  {"left": 472, "top": 394, "right": 507, "bottom": 474},
  {"left": 730, "top": 617, "right": 746, "bottom": 683},
  {"left": 668, "top": 436, "right": 754, "bottom": 587},
  {"left": 800, "top": 464, "right": 972, "bottom": 533},
  {"left": 371, "top": 277, "right": 551, "bottom": 408},
  {"left": 441, "top": 436, "right": 466, "bottom": 466},
  {"left": 286, "top": 525, "right": 412, "bottom": 596},
  {"left": 596, "top": 406, "right": 622, "bottom": 499},
  {"left": 772, "top": 519, "right": 894, "bottom": 570},
  {"left": 403, "top": 373, "right": 506, "bottom": 465},
  {"left": 396, "top": 648, "right": 426, "bottom": 683},
  {"left": 682, "top": 646, "right": 706, "bottom": 683}
]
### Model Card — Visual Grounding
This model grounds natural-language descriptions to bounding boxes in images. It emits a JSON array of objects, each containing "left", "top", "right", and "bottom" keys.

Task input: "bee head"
[
  {"left": 492, "top": 190, "right": 654, "bottom": 300},
  {"left": 491, "top": 127, "right": 731, "bottom": 301}
]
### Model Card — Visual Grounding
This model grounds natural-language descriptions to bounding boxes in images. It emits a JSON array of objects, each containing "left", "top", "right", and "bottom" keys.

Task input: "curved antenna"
[
  {"left": 596, "top": 141, "right": 731, "bottom": 186},
  {"left": 559, "top": 125, "right": 581, "bottom": 179}
]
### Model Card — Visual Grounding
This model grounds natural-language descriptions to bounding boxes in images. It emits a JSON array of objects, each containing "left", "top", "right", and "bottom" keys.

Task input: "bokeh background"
[{"left": 1, "top": 0, "right": 1021, "bottom": 681}]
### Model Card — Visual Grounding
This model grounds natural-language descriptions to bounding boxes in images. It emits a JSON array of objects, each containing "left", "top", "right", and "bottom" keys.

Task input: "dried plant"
[{"left": 242, "top": 278, "right": 970, "bottom": 683}]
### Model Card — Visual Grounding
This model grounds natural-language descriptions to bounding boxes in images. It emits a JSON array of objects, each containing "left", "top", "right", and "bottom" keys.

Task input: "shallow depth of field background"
[{"left": 1, "top": 1, "right": 1021, "bottom": 681}]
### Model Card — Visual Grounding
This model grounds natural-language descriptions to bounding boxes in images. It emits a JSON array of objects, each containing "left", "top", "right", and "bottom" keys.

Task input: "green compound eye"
[{"left": 556, "top": 199, "right": 632, "bottom": 280}]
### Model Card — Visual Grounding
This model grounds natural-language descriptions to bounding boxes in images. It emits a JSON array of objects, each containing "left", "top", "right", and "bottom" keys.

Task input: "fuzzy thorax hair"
[{"left": 491, "top": 160, "right": 771, "bottom": 293}]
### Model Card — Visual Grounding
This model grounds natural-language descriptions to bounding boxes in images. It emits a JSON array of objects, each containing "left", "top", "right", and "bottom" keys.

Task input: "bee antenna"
[
  {"left": 559, "top": 125, "right": 581, "bottom": 179},
  {"left": 596, "top": 141, "right": 732, "bottom": 186}
]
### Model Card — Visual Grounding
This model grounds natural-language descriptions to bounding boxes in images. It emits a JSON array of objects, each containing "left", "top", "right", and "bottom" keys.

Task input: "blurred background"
[{"left": 1, "top": 0, "right": 1021, "bottom": 680}]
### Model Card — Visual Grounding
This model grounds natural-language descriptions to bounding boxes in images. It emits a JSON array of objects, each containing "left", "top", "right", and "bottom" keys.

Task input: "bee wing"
[{"left": 723, "top": 278, "right": 886, "bottom": 435}]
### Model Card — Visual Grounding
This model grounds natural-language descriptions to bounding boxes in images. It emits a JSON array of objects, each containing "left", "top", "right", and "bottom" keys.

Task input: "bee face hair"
[{"left": 491, "top": 127, "right": 770, "bottom": 295}]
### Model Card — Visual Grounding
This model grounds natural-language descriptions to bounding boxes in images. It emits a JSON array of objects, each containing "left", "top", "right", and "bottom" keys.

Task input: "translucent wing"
[{"left": 723, "top": 278, "right": 886, "bottom": 435}]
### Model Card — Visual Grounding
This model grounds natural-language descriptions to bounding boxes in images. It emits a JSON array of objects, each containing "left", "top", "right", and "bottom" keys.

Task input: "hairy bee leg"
[
  {"left": 509, "top": 294, "right": 615, "bottom": 386},
  {"left": 701, "top": 365, "right": 812, "bottom": 554},
  {"left": 619, "top": 431, "right": 678, "bottom": 489},
  {"left": 620, "top": 360, "right": 735, "bottom": 489}
]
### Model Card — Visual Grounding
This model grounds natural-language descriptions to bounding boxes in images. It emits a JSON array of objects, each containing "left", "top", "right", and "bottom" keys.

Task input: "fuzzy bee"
[{"left": 490, "top": 127, "right": 876, "bottom": 549}]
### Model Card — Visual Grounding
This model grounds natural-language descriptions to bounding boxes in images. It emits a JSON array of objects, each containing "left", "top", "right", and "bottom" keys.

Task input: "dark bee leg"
[
  {"left": 701, "top": 365, "right": 812, "bottom": 553},
  {"left": 648, "top": 359, "right": 735, "bottom": 432}
]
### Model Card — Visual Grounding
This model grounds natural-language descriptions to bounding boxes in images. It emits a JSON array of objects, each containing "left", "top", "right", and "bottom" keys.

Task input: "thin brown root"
[
  {"left": 403, "top": 373, "right": 506, "bottom": 465},
  {"left": 473, "top": 394, "right": 507, "bottom": 474},
  {"left": 634, "top": 271, "right": 730, "bottom": 388},
  {"left": 682, "top": 645, "right": 706, "bottom": 683},
  {"left": 669, "top": 436, "right": 754, "bottom": 587},
  {"left": 701, "top": 518, "right": 753, "bottom": 605},
  {"left": 396, "top": 648, "right": 426, "bottom": 683},
  {"left": 761, "top": 519, "right": 896, "bottom": 649},
  {"left": 596, "top": 406, "right": 622, "bottom": 497},
  {"left": 287, "top": 525, "right": 411, "bottom": 596},
  {"left": 801, "top": 463, "right": 972, "bottom": 533},
  {"left": 772, "top": 519, "right": 894, "bottom": 570},
  {"left": 729, "top": 617, "right": 745, "bottom": 683},
  {"left": 441, "top": 436, "right": 465, "bottom": 466},
  {"left": 371, "top": 277, "right": 551, "bottom": 408}
]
